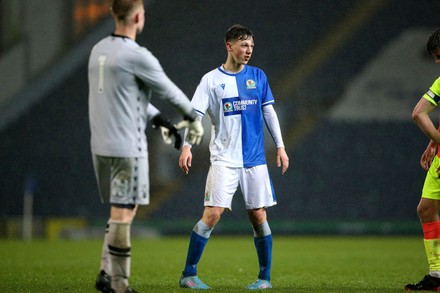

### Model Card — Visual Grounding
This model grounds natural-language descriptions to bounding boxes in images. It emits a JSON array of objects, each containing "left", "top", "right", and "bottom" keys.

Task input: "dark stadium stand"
[{"left": 1, "top": 0, "right": 440, "bottom": 235}]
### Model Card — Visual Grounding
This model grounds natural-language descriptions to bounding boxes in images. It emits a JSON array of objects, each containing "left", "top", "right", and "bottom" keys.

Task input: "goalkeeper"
[{"left": 88, "top": 1, "right": 203, "bottom": 292}]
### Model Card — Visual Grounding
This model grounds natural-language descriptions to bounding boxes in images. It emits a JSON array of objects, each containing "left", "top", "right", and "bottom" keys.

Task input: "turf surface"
[{"left": 0, "top": 236, "right": 427, "bottom": 292}]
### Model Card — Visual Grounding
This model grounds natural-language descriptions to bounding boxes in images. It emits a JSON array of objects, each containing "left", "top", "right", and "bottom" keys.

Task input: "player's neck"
[
  {"left": 223, "top": 61, "right": 244, "bottom": 73},
  {"left": 114, "top": 26, "right": 136, "bottom": 41}
]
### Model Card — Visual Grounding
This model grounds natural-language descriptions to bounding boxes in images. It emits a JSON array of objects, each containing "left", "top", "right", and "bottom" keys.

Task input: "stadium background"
[{"left": 0, "top": 0, "right": 439, "bottom": 238}]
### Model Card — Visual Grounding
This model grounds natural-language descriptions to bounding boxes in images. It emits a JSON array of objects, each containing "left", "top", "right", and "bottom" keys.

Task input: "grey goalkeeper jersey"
[{"left": 88, "top": 34, "right": 194, "bottom": 157}]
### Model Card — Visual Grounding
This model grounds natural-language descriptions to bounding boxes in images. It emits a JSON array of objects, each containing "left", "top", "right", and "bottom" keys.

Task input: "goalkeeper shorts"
[{"left": 92, "top": 155, "right": 150, "bottom": 206}]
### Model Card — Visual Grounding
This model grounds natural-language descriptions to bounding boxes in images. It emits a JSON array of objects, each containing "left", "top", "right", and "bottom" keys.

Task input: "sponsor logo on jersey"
[
  {"left": 222, "top": 97, "right": 258, "bottom": 116},
  {"left": 246, "top": 79, "right": 256, "bottom": 89}
]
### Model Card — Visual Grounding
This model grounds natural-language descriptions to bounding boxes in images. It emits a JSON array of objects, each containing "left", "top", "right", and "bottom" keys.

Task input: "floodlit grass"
[{"left": 0, "top": 236, "right": 427, "bottom": 292}]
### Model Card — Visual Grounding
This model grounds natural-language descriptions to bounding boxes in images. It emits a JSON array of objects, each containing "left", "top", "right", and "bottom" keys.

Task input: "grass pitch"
[{"left": 0, "top": 236, "right": 427, "bottom": 292}]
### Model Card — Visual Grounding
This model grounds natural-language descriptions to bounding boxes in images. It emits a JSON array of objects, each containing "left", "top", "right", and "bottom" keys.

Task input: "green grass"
[{"left": 0, "top": 236, "right": 428, "bottom": 292}]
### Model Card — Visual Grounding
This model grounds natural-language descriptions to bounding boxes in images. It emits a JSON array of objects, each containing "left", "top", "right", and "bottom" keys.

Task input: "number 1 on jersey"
[{"left": 98, "top": 55, "right": 107, "bottom": 93}]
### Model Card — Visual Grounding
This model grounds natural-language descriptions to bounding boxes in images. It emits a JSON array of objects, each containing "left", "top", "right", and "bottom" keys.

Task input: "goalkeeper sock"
[
  {"left": 182, "top": 220, "right": 213, "bottom": 277},
  {"left": 423, "top": 222, "right": 440, "bottom": 277},
  {"left": 99, "top": 220, "right": 111, "bottom": 274},
  {"left": 108, "top": 220, "right": 131, "bottom": 293},
  {"left": 253, "top": 221, "right": 272, "bottom": 281}
]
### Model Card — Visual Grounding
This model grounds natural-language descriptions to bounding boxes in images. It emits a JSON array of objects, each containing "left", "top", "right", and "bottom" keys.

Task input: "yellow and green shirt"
[{"left": 423, "top": 76, "right": 440, "bottom": 106}]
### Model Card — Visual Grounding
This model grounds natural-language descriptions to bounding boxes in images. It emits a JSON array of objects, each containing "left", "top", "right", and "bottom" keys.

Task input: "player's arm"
[
  {"left": 178, "top": 107, "right": 205, "bottom": 174},
  {"left": 421, "top": 139, "right": 437, "bottom": 171},
  {"left": 412, "top": 97, "right": 440, "bottom": 145},
  {"left": 420, "top": 125, "right": 440, "bottom": 171},
  {"left": 178, "top": 145, "right": 192, "bottom": 175},
  {"left": 135, "top": 49, "right": 203, "bottom": 145},
  {"left": 263, "top": 104, "right": 289, "bottom": 174},
  {"left": 175, "top": 78, "right": 210, "bottom": 146},
  {"left": 146, "top": 103, "right": 161, "bottom": 120}
]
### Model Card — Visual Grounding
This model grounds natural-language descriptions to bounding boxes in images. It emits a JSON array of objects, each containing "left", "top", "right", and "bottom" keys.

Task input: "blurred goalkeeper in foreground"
[
  {"left": 178, "top": 24, "right": 289, "bottom": 290},
  {"left": 406, "top": 28, "right": 440, "bottom": 291},
  {"left": 87, "top": 0, "right": 203, "bottom": 292}
]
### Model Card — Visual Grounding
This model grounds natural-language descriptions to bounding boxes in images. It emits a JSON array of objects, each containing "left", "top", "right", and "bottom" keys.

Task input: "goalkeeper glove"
[
  {"left": 175, "top": 117, "right": 204, "bottom": 146},
  {"left": 151, "top": 115, "right": 182, "bottom": 150}
]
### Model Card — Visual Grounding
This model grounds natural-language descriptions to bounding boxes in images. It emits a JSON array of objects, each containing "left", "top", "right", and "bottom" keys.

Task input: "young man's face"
[
  {"left": 432, "top": 48, "right": 440, "bottom": 64},
  {"left": 227, "top": 37, "right": 254, "bottom": 65}
]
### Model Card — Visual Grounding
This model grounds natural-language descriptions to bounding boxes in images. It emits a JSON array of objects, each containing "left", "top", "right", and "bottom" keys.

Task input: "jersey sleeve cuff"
[{"left": 423, "top": 89, "right": 440, "bottom": 106}]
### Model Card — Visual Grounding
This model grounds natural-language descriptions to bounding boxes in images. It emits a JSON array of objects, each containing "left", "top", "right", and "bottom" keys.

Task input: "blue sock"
[
  {"left": 254, "top": 234, "right": 272, "bottom": 281},
  {"left": 182, "top": 231, "right": 209, "bottom": 277}
]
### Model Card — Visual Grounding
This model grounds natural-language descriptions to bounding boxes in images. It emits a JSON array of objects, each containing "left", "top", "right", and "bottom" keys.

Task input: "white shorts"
[
  {"left": 92, "top": 155, "right": 150, "bottom": 206},
  {"left": 203, "top": 164, "right": 277, "bottom": 210}
]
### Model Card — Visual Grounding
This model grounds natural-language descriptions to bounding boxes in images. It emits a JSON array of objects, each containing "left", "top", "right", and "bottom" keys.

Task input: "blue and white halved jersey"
[{"left": 192, "top": 65, "right": 275, "bottom": 168}]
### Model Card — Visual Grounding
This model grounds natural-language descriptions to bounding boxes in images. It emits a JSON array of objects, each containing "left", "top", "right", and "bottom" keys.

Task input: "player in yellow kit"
[{"left": 406, "top": 28, "right": 440, "bottom": 291}]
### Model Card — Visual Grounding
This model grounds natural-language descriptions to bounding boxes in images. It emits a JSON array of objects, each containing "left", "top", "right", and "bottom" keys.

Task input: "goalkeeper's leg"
[
  {"left": 100, "top": 220, "right": 111, "bottom": 273},
  {"left": 108, "top": 220, "right": 132, "bottom": 293},
  {"left": 95, "top": 220, "right": 112, "bottom": 292}
]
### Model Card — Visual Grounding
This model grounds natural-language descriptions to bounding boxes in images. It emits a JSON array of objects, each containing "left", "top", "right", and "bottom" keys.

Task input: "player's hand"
[
  {"left": 277, "top": 147, "right": 289, "bottom": 175},
  {"left": 151, "top": 115, "right": 182, "bottom": 150},
  {"left": 421, "top": 145, "right": 436, "bottom": 171},
  {"left": 175, "top": 119, "right": 204, "bottom": 146},
  {"left": 179, "top": 145, "right": 192, "bottom": 174},
  {"left": 159, "top": 126, "right": 182, "bottom": 150}
]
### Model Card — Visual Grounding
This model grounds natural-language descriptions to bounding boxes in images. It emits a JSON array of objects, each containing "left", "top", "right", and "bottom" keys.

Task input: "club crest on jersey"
[
  {"left": 223, "top": 102, "right": 233, "bottom": 112},
  {"left": 246, "top": 79, "right": 256, "bottom": 89}
]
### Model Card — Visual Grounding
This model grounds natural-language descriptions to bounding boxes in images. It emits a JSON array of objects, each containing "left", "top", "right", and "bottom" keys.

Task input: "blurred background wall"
[{"left": 0, "top": 0, "right": 439, "bottom": 239}]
